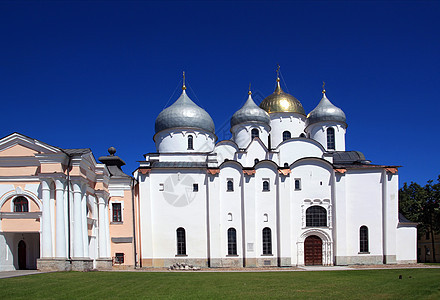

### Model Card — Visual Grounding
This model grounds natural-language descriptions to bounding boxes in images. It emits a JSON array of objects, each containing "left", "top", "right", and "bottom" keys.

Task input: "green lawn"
[{"left": 1, "top": 269, "right": 439, "bottom": 299}]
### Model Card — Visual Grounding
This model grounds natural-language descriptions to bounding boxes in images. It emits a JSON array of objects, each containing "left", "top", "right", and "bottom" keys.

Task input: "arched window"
[
  {"left": 306, "top": 206, "right": 327, "bottom": 227},
  {"left": 254, "top": 158, "right": 259, "bottom": 165},
  {"left": 176, "top": 227, "right": 186, "bottom": 255},
  {"left": 327, "top": 128, "right": 335, "bottom": 150},
  {"left": 262, "top": 180, "right": 270, "bottom": 191},
  {"left": 14, "top": 196, "right": 28, "bottom": 212},
  {"left": 227, "top": 228, "right": 237, "bottom": 255},
  {"left": 282, "top": 131, "right": 291, "bottom": 141},
  {"left": 360, "top": 226, "right": 369, "bottom": 253},
  {"left": 251, "top": 128, "right": 259, "bottom": 139},
  {"left": 300, "top": 133, "right": 306, "bottom": 138},
  {"left": 227, "top": 180, "right": 234, "bottom": 192},
  {"left": 187, "top": 135, "right": 194, "bottom": 150},
  {"left": 262, "top": 227, "right": 272, "bottom": 255}
]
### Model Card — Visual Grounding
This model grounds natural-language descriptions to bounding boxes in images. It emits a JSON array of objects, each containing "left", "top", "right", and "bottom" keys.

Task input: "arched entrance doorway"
[
  {"left": 18, "top": 240, "right": 26, "bottom": 270},
  {"left": 304, "top": 235, "right": 322, "bottom": 266}
]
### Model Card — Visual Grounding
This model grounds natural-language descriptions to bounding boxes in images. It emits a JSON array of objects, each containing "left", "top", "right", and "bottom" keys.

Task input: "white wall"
[
  {"left": 141, "top": 169, "right": 208, "bottom": 259},
  {"left": 231, "top": 124, "right": 270, "bottom": 149},
  {"left": 215, "top": 142, "right": 238, "bottom": 165},
  {"left": 396, "top": 226, "right": 417, "bottom": 263},
  {"left": 345, "top": 170, "right": 383, "bottom": 257},
  {"left": 218, "top": 164, "right": 243, "bottom": 258},
  {"left": 277, "top": 140, "right": 324, "bottom": 166}
]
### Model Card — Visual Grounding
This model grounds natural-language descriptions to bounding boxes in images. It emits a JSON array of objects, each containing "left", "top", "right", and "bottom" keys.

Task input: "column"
[
  {"left": 41, "top": 179, "right": 53, "bottom": 258},
  {"left": 98, "top": 196, "right": 107, "bottom": 258},
  {"left": 73, "top": 183, "right": 84, "bottom": 258},
  {"left": 104, "top": 199, "right": 111, "bottom": 257},
  {"left": 55, "top": 179, "right": 67, "bottom": 258},
  {"left": 82, "top": 192, "right": 89, "bottom": 258}
]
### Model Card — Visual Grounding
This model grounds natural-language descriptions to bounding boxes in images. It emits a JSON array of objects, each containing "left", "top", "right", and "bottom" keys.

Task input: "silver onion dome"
[
  {"left": 307, "top": 91, "right": 346, "bottom": 126},
  {"left": 155, "top": 89, "right": 215, "bottom": 134},
  {"left": 231, "top": 91, "right": 270, "bottom": 128}
]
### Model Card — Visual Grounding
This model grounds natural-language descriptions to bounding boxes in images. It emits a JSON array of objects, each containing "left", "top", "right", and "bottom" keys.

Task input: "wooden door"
[
  {"left": 18, "top": 240, "right": 26, "bottom": 270},
  {"left": 304, "top": 235, "right": 322, "bottom": 266}
]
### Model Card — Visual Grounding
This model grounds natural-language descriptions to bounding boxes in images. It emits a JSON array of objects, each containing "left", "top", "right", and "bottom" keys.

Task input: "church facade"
[{"left": 0, "top": 75, "right": 416, "bottom": 271}]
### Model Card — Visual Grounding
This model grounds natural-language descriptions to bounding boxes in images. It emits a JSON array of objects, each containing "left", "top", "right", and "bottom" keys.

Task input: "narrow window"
[
  {"left": 228, "top": 228, "right": 237, "bottom": 255},
  {"left": 115, "top": 253, "right": 124, "bottom": 264},
  {"left": 227, "top": 180, "right": 234, "bottom": 192},
  {"left": 251, "top": 128, "right": 259, "bottom": 139},
  {"left": 262, "top": 227, "right": 272, "bottom": 255},
  {"left": 187, "top": 135, "right": 194, "bottom": 150},
  {"left": 112, "top": 203, "right": 122, "bottom": 222},
  {"left": 360, "top": 226, "right": 369, "bottom": 253},
  {"left": 263, "top": 213, "right": 268, "bottom": 222},
  {"left": 306, "top": 206, "right": 327, "bottom": 227},
  {"left": 254, "top": 158, "right": 259, "bottom": 165},
  {"left": 176, "top": 227, "right": 186, "bottom": 255},
  {"left": 327, "top": 128, "right": 335, "bottom": 150},
  {"left": 227, "top": 213, "right": 233, "bottom": 221},
  {"left": 14, "top": 196, "right": 28, "bottom": 212},
  {"left": 262, "top": 180, "right": 270, "bottom": 191},
  {"left": 159, "top": 183, "right": 164, "bottom": 191},
  {"left": 282, "top": 131, "right": 291, "bottom": 141},
  {"left": 294, "top": 179, "right": 301, "bottom": 190},
  {"left": 193, "top": 184, "right": 198, "bottom": 192}
]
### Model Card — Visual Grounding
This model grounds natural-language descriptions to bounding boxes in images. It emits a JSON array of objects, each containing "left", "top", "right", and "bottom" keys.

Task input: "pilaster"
[{"left": 41, "top": 179, "right": 53, "bottom": 258}]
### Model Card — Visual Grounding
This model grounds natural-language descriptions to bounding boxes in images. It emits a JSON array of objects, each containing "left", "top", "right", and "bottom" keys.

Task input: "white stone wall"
[
  {"left": 396, "top": 226, "right": 417, "bottom": 263},
  {"left": 231, "top": 124, "right": 270, "bottom": 149},
  {"left": 277, "top": 140, "right": 326, "bottom": 166},
  {"left": 139, "top": 169, "right": 209, "bottom": 263},
  {"left": 345, "top": 170, "right": 384, "bottom": 263}
]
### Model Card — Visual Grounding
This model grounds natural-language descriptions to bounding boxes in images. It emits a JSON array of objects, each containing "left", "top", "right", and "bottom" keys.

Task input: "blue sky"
[{"left": 1, "top": 1, "right": 439, "bottom": 187}]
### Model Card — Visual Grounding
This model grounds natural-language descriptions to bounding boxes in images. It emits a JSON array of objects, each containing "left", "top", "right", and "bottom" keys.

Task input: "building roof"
[
  {"left": 151, "top": 161, "right": 208, "bottom": 168},
  {"left": 307, "top": 91, "right": 346, "bottom": 126},
  {"left": 231, "top": 92, "right": 270, "bottom": 128},
  {"left": 259, "top": 78, "right": 305, "bottom": 115},
  {"left": 63, "top": 148, "right": 92, "bottom": 156},
  {"left": 332, "top": 151, "right": 368, "bottom": 165},
  {"left": 155, "top": 89, "right": 215, "bottom": 134},
  {"left": 399, "top": 213, "right": 417, "bottom": 224},
  {"left": 98, "top": 147, "right": 131, "bottom": 178}
]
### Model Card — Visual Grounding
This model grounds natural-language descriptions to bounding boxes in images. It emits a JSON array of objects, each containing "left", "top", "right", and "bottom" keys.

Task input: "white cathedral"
[{"left": 0, "top": 74, "right": 416, "bottom": 271}]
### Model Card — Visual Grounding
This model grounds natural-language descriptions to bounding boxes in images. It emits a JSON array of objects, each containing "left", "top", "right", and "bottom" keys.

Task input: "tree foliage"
[{"left": 399, "top": 175, "right": 440, "bottom": 262}]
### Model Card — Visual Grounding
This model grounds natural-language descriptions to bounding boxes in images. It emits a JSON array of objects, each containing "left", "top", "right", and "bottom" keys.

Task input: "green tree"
[{"left": 399, "top": 176, "right": 440, "bottom": 262}]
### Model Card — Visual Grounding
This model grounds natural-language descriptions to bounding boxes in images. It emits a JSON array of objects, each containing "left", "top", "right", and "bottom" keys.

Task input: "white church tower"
[
  {"left": 306, "top": 86, "right": 347, "bottom": 151},
  {"left": 154, "top": 73, "right": 216, "bottom": 153}
]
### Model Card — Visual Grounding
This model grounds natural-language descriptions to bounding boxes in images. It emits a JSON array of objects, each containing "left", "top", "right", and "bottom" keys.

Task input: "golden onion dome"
[{"left": 259, "top": 78, "right": 305, "bottom": 115}]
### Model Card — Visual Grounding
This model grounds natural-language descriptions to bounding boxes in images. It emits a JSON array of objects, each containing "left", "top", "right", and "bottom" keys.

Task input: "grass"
[{"left": 0, "top": 269, "right": 439, "bottom": 299}]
